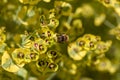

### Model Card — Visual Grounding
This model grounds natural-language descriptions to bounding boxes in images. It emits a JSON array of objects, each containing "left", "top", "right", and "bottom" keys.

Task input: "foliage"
[{"left": 0, "top": 0, "right": 120, "bottom": 80}]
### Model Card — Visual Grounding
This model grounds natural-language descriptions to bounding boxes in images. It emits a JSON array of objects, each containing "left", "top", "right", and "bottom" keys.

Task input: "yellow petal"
[{"left": 1, "top": 51, "right": 21, "bottom": 72}]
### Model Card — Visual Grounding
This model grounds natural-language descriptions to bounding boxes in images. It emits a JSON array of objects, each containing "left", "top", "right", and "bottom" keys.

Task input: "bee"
[{"left": 56, "top": 34, "right": 69, "bottom": 43}]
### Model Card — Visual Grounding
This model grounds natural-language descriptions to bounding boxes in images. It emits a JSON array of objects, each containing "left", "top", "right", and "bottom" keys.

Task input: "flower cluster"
[
  {"left": 0, "top": 1, "right": 70, "bottom": 74},
  {"left": 68, "top": 34, "right": 116, "bottom": 73},
  {"left": 68, "top": 34, "right": 112, "bottom": 61},
  {"left": 110, "top": 24, "right": 120, "bottom": 40}
]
